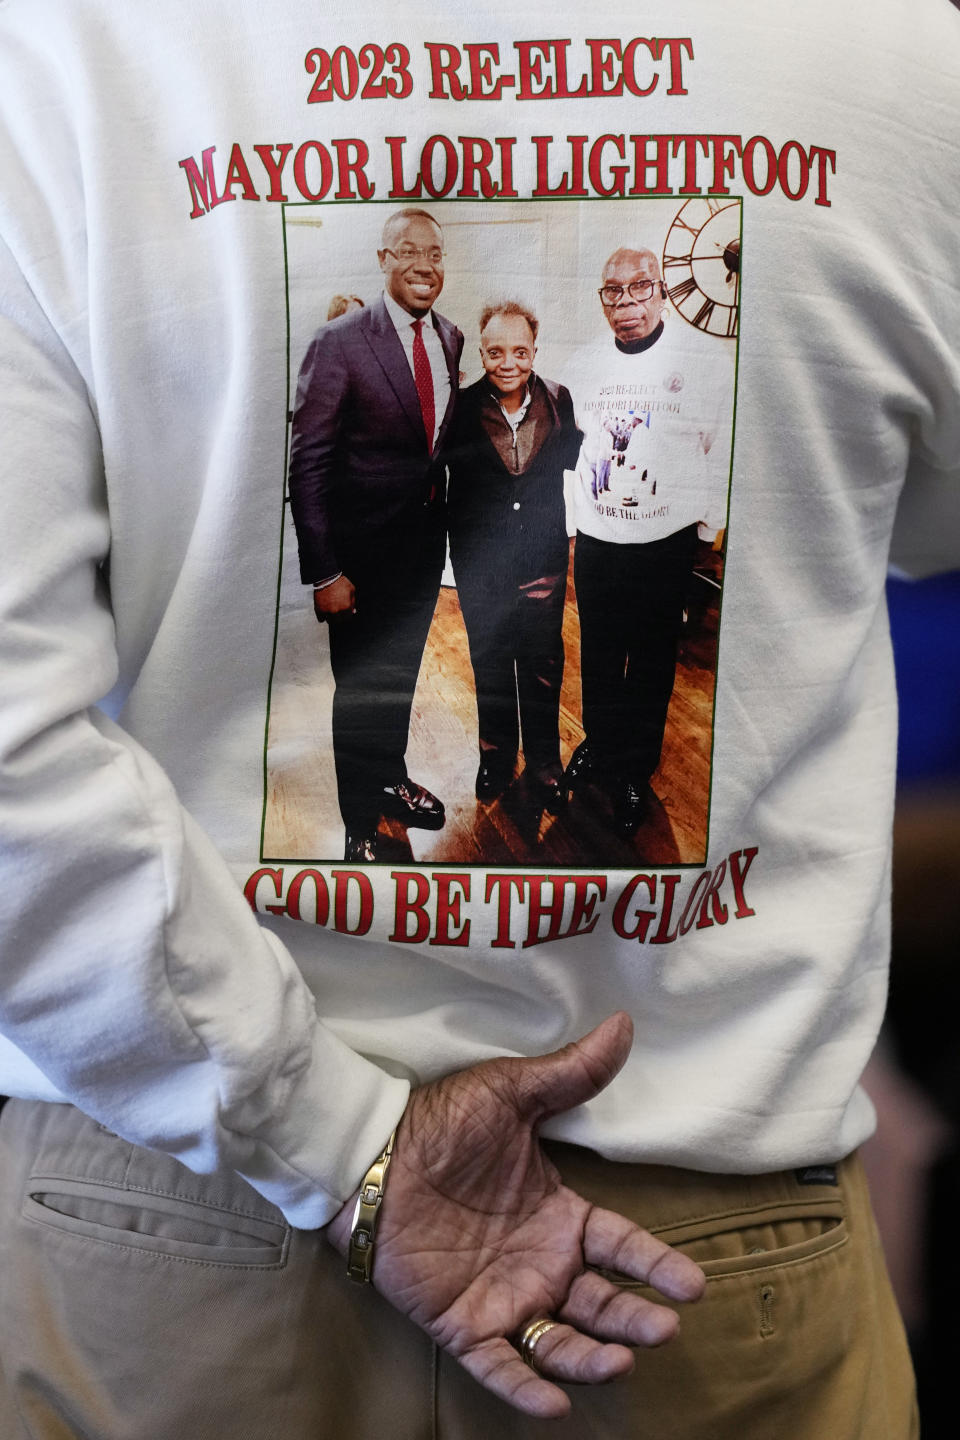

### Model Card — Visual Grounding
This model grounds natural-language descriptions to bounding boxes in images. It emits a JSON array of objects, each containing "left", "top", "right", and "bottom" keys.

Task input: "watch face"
[{"left": 663, "top": 197, "right": 741, "bottom": 338}]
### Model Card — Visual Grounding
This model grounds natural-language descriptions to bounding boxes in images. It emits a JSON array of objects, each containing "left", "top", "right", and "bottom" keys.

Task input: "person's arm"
[
  {"left": 574, "top": 412, "right": 605, "bottom": 500},
  {"left": 696, "top": 354, "right": 734, "bottom": 541},
  {"left": 558, "top": 384, "right": 585, "bottom": 470},
  {"left": 288, "top": 326, "right": 352, "bottom": 583},
  {"left": 0, "top": 225, "right": 406, "bottom": 1228},
  {"left": 288, "top": 332, "right": 358, "bottom": 618}
]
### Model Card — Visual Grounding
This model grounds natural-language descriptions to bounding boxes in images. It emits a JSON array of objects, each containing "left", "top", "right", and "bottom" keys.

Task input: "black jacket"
[
  {"left": 288, "top": 296, "right": 463, "bottom": 582},
  {"left": 446, "top": 374, "right": 582, "bottom": 584}
]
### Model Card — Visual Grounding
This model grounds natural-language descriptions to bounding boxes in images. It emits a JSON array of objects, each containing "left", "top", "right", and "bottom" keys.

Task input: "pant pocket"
[
  {"left": 588, "top": 1198, "right": 885, "bottom": 1439},
  {"left": 664, "top": 1197, "right": 847, "bottom": 1277},
  {"left": 23, "top": 1176, "right": 290, "bottom": 1267},
  {"left": 596, "top": 1192, "right": 847, "bottom": 1289}
]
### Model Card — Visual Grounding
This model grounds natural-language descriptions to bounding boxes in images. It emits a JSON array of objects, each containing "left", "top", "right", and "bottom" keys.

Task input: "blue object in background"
[{"left": 887, "top": 571, "right": 960, "bottom": 784}]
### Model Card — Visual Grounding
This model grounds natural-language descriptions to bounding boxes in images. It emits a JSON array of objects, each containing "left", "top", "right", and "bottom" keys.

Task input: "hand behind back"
[{"left": 326, "top": 1012, "right": 705, "bottom": 1420}]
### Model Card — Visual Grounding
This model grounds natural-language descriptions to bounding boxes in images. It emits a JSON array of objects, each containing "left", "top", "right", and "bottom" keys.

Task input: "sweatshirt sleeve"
[
  {"left": 889, "top": 451, "right": 960, "bottom": 579},
  {"left": 0, "top": 228, "right": 409, "bottom": 1228}
]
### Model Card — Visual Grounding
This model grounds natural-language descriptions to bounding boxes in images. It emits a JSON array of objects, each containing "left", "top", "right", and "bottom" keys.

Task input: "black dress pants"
[
  {"left": 456, "top": 565, "right": 566, "bottom": 783},
  {"left": 327, "top": 532, "right": 444, "bottom": 831},
  {"left": 574, "top": 525, "right": 698, "bottom": 785}
]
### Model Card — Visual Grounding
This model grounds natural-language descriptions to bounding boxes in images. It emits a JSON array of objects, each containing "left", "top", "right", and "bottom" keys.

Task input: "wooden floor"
[{"left": 263, "top": 521, "right": 722, "bottom": 867}]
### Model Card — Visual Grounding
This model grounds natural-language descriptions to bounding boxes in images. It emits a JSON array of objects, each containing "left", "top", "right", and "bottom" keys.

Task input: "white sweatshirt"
[
  {"left": 1, "top": 0, "right": 958, "bottom": 1226},
  {"left": 568, "top": 323, "right": 734, "bottom": 543}
]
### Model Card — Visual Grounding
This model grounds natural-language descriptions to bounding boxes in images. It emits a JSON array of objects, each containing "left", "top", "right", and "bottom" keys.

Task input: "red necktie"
[{"left": 411, "top": 318, "right": 435, "bottom": 451}]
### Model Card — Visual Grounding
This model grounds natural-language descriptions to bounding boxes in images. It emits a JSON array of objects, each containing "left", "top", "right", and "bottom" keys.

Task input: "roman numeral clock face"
[{"left": 663, "top": 197, "right": 741, "bottom": 339}]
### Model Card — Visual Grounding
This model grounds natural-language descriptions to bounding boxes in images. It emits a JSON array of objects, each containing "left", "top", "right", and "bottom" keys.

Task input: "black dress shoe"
[
  {"left": 381, "top": 778, "right": 445, "bottom": 830},
  {"left": 614, "top": 780, "right": 650, "bottom": 837},
  {"left": 475, "top": 759, "right": 512, "bottom": 802},
  {"left": 562, "top": 740, "right": 593, "bottom": 794},
  {"left": 344, "top": 831, "right": 378, "bottom": 863}
]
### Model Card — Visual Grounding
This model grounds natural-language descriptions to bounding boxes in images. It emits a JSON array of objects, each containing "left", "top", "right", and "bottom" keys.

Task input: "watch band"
[{"left": 346, "top": 1128, "right": 397, "bottom": 1284}]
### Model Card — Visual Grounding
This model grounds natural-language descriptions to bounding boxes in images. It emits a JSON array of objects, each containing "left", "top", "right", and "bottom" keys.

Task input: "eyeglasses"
[
  {"left": 384, "top": 245, "right": 445, "bottom": 266},
  {"left": 598, "top": 280, "right": 661, "bottom": 306}
]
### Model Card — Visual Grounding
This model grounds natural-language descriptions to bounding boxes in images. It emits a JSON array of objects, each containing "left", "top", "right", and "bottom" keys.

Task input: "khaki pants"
[{"left": 0, "top": 1100, "right": 917, "bottom": 1439}]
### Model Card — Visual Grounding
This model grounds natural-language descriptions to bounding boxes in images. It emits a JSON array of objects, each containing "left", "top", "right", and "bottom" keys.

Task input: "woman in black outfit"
[{"left": 447, "top": 301, "right": 582, "bottom": 811}]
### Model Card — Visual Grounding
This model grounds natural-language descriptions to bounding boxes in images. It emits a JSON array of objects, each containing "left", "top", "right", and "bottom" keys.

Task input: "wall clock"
[{"left": 662, "top": 197, "right": 741, "bottom": 339}]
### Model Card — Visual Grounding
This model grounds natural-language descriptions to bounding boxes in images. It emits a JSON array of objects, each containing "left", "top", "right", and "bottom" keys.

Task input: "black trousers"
[
  {"left": 327, "top": 533, "right": 444, "bottom": 831},
  {"left": 573, "top": 525, "right": 698, "bottom": 785},
  {"left": 456, "top": 565, "right": 566, "bottom": 783}
]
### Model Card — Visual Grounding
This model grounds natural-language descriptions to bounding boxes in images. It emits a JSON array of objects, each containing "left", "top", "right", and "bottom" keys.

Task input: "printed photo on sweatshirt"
[{"left": 261, "top": 196, "right": 740, "bottom": 866}]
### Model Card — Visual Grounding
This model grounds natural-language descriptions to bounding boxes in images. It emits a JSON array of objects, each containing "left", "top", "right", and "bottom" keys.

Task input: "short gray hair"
[{"left": 479, "top": 300, "right": 539, "bottom": 343}]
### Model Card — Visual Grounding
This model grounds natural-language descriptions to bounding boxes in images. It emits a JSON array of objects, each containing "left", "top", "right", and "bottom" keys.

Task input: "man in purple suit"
[{"left": 288, "top": 209, "right": 464, "bottom": 863}]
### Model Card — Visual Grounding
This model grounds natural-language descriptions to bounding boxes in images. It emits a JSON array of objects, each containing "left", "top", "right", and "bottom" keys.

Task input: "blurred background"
[{"left": 861, "top": 568, "right": 960, "bottom": 1436}]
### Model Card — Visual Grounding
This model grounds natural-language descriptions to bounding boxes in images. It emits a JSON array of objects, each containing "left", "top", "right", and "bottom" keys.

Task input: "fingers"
[
  {"left": 456, "top": 1258, "right": 694, "bottom": 1418},
  {"left": 458, "top": 1327, "right": 635, "bottom": 1418},
  {"left": 458, "top": 1335, "right": 572, "bottom": 1419},
  {"left": 557, "top": 1268, "right": 682, "bottom": 1348},
  {"left": 523, "top": 1323, "right": 635, "bottom": 1385},
  {"left": 583, "top": 1205, "right": 706, "bottom": 1303},
  {"left": 513, "top": 1011, "right": 635, "bottom": 1122}
]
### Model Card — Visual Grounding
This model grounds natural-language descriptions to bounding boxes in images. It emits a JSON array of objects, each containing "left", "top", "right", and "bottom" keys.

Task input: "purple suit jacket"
[{"left": 288, "top": 296, "right": 463, "bottom": 583}]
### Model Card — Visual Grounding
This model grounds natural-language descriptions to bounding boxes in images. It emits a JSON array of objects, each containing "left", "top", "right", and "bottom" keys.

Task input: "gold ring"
[{"left": 519, "top": 1317, "right": 559, "bottom": 1371}]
